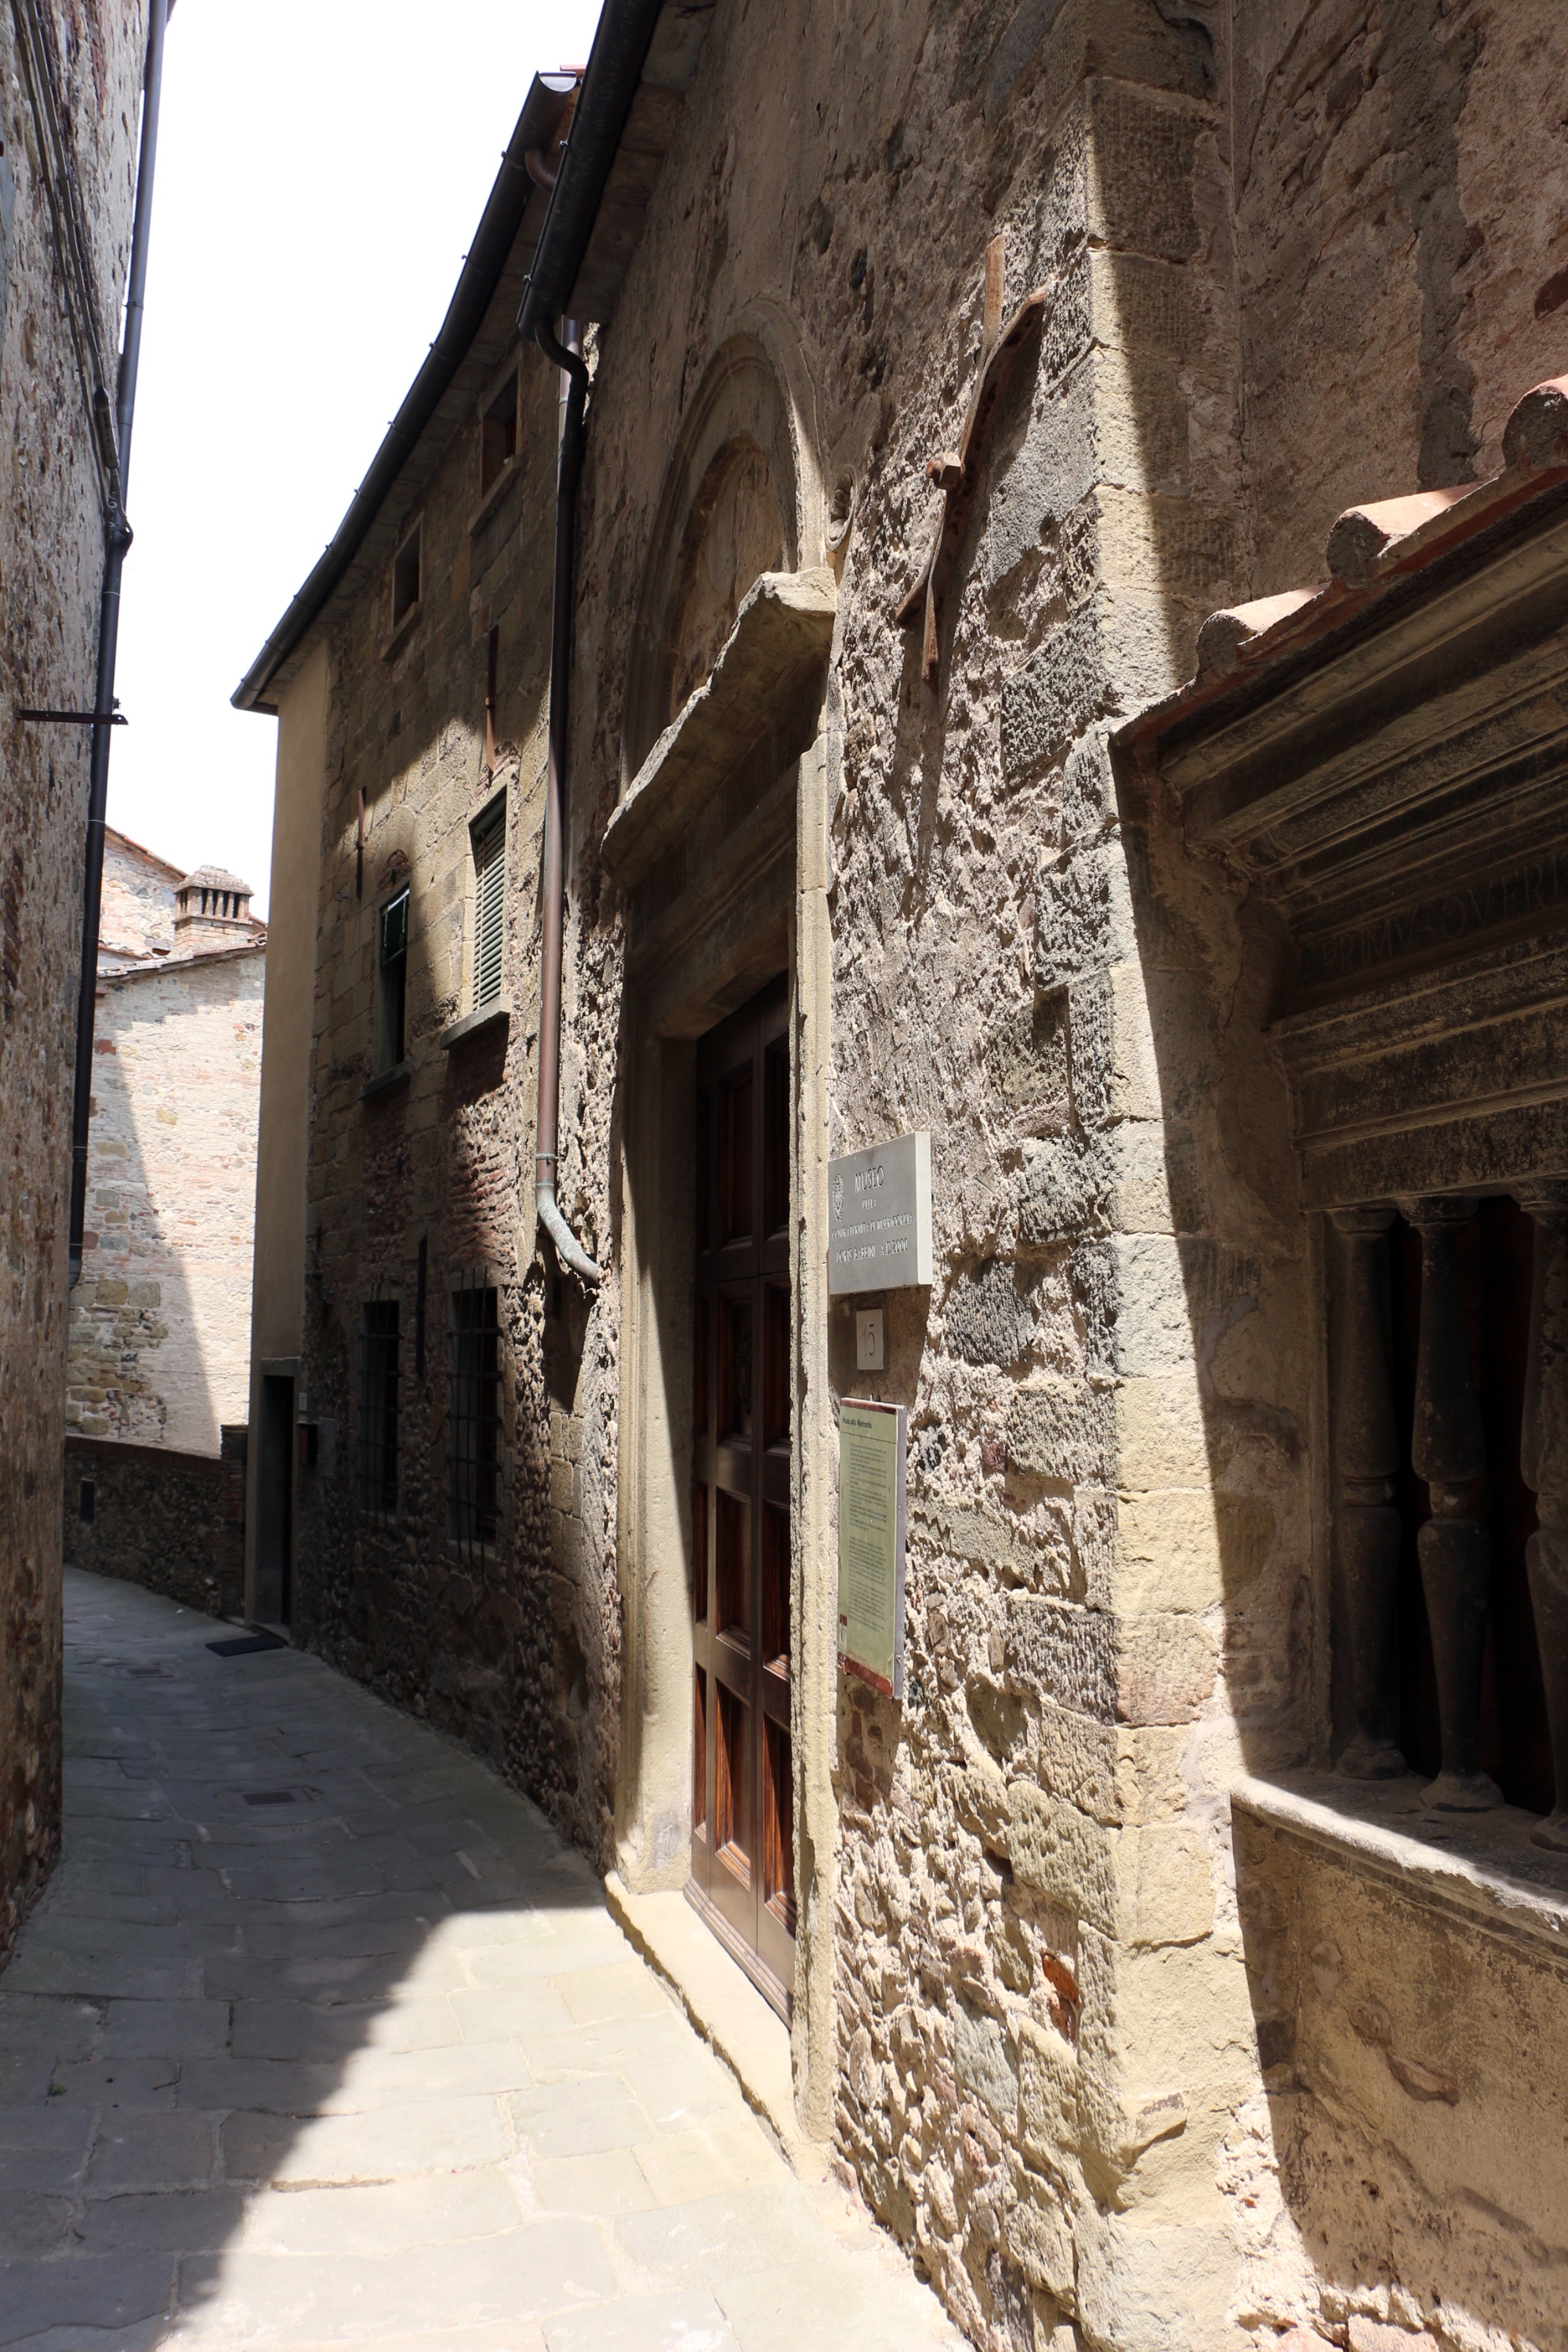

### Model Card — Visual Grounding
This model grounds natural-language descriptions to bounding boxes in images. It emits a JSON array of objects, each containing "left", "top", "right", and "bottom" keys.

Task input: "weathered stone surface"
[
  {"left": 228, "top": 2, "right": 1568, "bottom": 2345},
  {"left": 1007, "top": 1784, "right": 1211, "bottom": 1948},
  {"left": 1017, "top": 2016, "right": 1082, "bottom": 2177},
  {"left": 946, "top": 1258, "right": 1036, "bottom": 1367},
  {"left": 1005, "top": 1381, "right": 1116, "bottom": 1486},
  {"left": 1034, "top": 839, "right": 1138, "bottom": 990},
  {"left": 1007, "top": 1595, "right": 1217, "bottom": 1726},
  {"left": 1004, "top": 2176, "right": 1076, "bottom": 2304},
  {"left": 0, "top": 1, "right": 148, "bottom": 1976},
  {"left": 953, "top": 1994, "right": 1018, "bottom": 2120},
  {"left": 1001, "top": 592, "right": 1176, "bottom": 786}
]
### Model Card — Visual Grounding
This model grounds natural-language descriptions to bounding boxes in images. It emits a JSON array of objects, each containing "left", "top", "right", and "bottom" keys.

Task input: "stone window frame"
[
  {"left": 382, "top": 514, "right": 424, "bottom": 660},
  {"left": 468, "top": 786, "right": 508, "bottom": 1018},
  {"left": 468, "top": 346, "right": 524, "bottom": 535},
  {"left": 372, "top": 884, "right": 410, "bottom": 1080}
]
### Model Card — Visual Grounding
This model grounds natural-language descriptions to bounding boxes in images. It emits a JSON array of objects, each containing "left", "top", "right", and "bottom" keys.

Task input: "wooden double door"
[{"left": 688, "top": 976, "right": 795, "bottom": 2014}]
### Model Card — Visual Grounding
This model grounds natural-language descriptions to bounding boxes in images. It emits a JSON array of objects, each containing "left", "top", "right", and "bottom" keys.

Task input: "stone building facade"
[
  {"left": 0, "top": 2, "right": 153, "bottom": 1967},
  {"left": 63, "top": 830, "right": 263, "bottom": 1615},
  {"left": 67, "top": 832, "right": 264, "bottom": 1452},
  {"left": 241, "top": 5, "right": 1568, "bottom": 2350}
]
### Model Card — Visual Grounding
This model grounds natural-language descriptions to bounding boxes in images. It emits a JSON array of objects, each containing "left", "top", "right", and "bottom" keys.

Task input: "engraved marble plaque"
[
  {"left": 828, "top": 1131, "right": 933, "bottom": 1294},
  {"left": 837, "top": 1398, "right": 906, "bottom": 1699}
]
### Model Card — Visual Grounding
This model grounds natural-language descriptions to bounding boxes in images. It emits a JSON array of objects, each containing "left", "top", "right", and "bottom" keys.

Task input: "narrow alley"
[{"left": 0, "top": 1572, "right": 961, "bottom": 2351}]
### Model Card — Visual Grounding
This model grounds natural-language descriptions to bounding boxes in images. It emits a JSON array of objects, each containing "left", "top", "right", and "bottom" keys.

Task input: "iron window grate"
[
  {"left": 449, "top": 1275, "right": 501, "bottom": 1558},
  {"left": 358, "top": 1296, "right": 400, "bottom": 1517},
  {"left": 472, "top": 803, "right": 506, "bottom": 1012}
]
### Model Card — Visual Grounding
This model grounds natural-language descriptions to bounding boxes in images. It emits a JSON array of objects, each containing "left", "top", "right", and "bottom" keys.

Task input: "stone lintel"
[{"left": 601, "top": 568, "right": 836, "bottom": 888}]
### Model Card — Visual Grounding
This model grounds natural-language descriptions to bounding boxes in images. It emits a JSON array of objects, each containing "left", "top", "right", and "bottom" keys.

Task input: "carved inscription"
[{"left": 1307, "top": 850, "right": 1568, "bottom": 988}]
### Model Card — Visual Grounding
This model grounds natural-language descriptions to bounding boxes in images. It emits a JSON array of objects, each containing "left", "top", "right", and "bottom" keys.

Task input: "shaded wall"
[
  {"left": 275, "top": 328, "right": 595, "bottom": 1838},
  {"left": 1233, "top": 0, "right": 1568, "bottom": 591},
  {"left": 0, "top": 1, "right": 147, "bottom": 1969},
  {"left": 64, "top": 1428, "right": 246, "bottom": 1620}
]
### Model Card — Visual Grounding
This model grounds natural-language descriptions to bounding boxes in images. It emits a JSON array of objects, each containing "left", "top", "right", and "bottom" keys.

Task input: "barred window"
[
  {"left": 359, "top": 1298, "right": 400, "bottom": 1515},
  {"left": 449, "top": 1280, "right": 501, "bottom": 1555},
  {"left": 471, "top": 800, "right": 506, "bottom": 1013}
]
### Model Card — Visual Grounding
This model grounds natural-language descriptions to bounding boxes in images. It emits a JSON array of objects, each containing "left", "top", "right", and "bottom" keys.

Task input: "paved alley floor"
[{"left": 0, "top": 1570, "right": 960, "bottom": 2352}]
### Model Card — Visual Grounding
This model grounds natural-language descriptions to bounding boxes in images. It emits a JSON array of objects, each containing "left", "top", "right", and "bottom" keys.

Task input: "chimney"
[{"left": 173, "top": 865, "right": 256, "bottom": 953}]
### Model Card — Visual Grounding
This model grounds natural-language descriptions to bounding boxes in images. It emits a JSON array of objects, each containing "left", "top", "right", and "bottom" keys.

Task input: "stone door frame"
[{"left": 611, "top": 313, "right": 839, "bottom": 2138}]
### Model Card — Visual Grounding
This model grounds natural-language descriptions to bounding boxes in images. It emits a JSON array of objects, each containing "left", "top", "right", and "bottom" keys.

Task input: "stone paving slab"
[{"left": 0, "top": 1571, "right": 963, "bottom": 2351}]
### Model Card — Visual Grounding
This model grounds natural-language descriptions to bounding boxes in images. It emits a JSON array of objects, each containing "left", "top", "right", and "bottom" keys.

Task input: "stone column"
[
  {"left": 1518, "top": 1183, "right": 1568, "bottom": 1850},
  {"left": 1327, "top": 1207, "right": 1405, "bottom": 1779},
  {"left": 1403, "top": 1196, "right": 1500, "bottom": 1811}
]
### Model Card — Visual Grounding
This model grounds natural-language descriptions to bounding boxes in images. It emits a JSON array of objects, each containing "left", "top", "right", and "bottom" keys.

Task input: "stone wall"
[
  {"left": 1233, "top": 0, "right": 1568, "bottom": 592},
  {"left": 0, "top": 1, "right": 147, "bottom": 1969},
  {"left": 254, "top": 2, "right": 1568, "bottom": 2344},
  {"left": 67, "top": 944, "right": 265, "bottom": 1451},
  {"left": 98, "top": 825, "right": 181, "bottom": 964},
  {"left": 551, "top": 4, "right": 1568, "bottom": 2349},
  {"left": 282, "top": 332, "right": 603, "bottom": 1834},
  {"left": 64, "top": 1428, "right": 246, "bottom": 1620}
]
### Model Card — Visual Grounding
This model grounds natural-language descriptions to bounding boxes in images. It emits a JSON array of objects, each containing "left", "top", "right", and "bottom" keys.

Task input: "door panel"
[{"left": 688, "top": 974, "right": 794, "bottom": 2016}]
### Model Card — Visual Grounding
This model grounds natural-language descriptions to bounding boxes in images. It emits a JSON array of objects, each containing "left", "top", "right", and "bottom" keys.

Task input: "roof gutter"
[{"left": 520, "top": 0, "right": 665, "bottom": 1290}]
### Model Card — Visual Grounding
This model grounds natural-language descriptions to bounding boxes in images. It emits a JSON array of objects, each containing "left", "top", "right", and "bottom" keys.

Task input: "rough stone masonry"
[
  {"left": 238, "top": 5, "right": 1568, "bottom": 2350},
  {"left": 0, "top": 0, "right": 151, "bottom": 1970}
]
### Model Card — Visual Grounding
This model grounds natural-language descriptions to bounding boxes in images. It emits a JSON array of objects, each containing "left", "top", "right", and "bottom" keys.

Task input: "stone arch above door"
[{"left": 622, "top": 324, "right": 824, "bottom": 785}]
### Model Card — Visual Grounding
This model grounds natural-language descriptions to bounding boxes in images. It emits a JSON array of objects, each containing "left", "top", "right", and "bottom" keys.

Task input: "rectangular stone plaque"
[
  {"left": 828, "top": 1131, "right": 932, "bottom": 1294},
  {"left": 837, "top": 1398, "right": 906, "bottom": 1700}
]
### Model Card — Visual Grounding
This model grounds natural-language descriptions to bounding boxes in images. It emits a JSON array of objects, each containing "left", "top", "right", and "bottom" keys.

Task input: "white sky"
[{"left": 111, "top": 0, "right": 604, "bottom": 916}]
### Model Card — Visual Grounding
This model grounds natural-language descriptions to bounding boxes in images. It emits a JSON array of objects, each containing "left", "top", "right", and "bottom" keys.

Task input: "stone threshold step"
[{"left": 604, "top": 1870, "right": 826, "bottom": 2182}]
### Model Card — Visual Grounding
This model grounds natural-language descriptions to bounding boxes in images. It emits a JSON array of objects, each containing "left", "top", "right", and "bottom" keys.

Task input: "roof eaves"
[
  {"left": 1119, "top": 374, "right": 1568, "bottom": 761},
  {"left": 232, "top": 71, "right": 579, "bottom": 717}
]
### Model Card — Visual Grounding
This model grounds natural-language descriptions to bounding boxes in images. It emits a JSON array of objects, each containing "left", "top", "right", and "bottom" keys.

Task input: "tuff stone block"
[
  {"left": 1007, "top": 1595, "right": 1218, "bottom": 1724},
  {"left": 1005, "top": 1380, "right": 1116, "bottom": 1486}
]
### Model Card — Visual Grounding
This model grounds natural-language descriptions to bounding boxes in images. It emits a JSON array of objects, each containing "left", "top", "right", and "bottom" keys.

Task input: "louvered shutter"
[{"left": 473, "top": 812, "right": 506, "bottom": 1011}]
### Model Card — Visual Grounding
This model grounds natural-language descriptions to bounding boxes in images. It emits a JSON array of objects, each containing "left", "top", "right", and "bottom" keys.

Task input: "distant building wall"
[
  {"left": 98, "top": 826, "right": 182, "bottom": 964},
  {"left": 67, "top": 946, "right": 265, "bottom": 1452}
]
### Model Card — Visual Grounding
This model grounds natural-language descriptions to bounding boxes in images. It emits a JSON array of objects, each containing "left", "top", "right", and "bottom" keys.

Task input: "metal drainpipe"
[
  {"left": 67, "top": 0, "right": 170, "bottom": 1287},
  {"left": 532, "top": 314, "right": 601, "bottom": 1287}
]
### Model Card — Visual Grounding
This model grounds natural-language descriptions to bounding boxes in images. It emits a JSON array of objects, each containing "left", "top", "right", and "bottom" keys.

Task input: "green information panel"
[{"left": 837, "top": 1398, "right": 906, "bottom": 1699}]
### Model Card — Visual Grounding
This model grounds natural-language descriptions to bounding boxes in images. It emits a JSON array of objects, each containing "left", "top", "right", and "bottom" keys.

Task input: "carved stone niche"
[{"left": 1124, "top": 456, "right": 1568, "bottom": 1839}]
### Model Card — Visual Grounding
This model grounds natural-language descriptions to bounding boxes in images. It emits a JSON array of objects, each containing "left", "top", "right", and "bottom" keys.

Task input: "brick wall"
[{"left": 64, "top": 1428, "right": 247, "bottom": 1621}]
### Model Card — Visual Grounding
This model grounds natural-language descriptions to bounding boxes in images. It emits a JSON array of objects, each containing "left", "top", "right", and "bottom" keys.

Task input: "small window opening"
[
  {"left": 377, "top": 889, "right": 408, "bottom": 1069},
  {"left": 481, "top": 374, "right": 519, "bottom": 495},
  {"left": 358, "top": 1298, "right": 400, "bottom": 1516},
  {"left": 391, "top": 522, "right": 421, "bottom": 630},
  {"left": 449, "top": 1280, "right": 501, "bottom": 1555},
  {"left": 471, "top": 800, "right": 506, "bottom": 1014},
  {"left": 78, "top": 1479, "right": 95, "bottom": 1524}
]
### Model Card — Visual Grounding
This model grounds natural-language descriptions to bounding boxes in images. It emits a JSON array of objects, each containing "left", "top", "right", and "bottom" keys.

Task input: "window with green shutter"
[{"left": 471, "top": 800, "right": 506, "bottom": 1012}]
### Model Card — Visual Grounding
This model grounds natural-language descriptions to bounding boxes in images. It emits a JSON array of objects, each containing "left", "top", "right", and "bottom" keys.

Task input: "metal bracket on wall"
[{"left": 17, "top": 707, "right": 127, "bottom": 725}]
